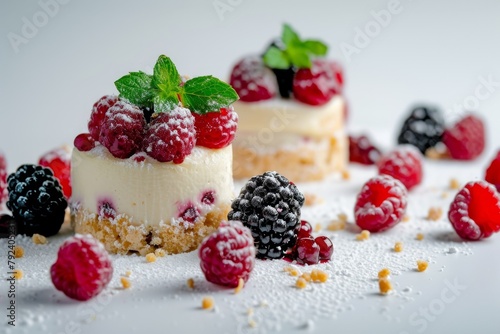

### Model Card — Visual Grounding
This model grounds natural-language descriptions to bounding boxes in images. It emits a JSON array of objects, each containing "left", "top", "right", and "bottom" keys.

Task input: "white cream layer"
[{"left": 71, "top": 145, "right": 234, "bottom": 227}]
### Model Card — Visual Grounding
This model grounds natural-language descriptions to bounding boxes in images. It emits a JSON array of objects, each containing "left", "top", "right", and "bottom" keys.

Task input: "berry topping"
[
  {"left": 354, "top": 175, "right": 408, "bottom": 233},
  {"left": 349, "top": 134, "right": 382, "bottom": 165},
  {"left": 443, "top": 114, "right": 485, "bottom": 160},
  {"left": 293, "top": 59, "right": 339, "bottom": 106},
  {"left": 142, "top": 107, "right": 195, "bottom": 163},
  {"left": 377, "top": 145, "right": 423, "bottom": 191},
  {"left": 448, "top": 181, "right": 500, "bottom": 240},
  {"left": 74, "top": 133, "right": 96, "bottom": 152},
  {"left": 315, "top": 236, "right": 334, "bottom": 261},
  {"left": 179, "top": 205, "right": 200, "bottom": 224},
  {"left": 297, "top": 220, "right": 313, "bottom": 239},
  {"left": 199, "top": 221, "right": 256, "bottom": 288},
  {"left": 97, "top": 199, "right": 116, "bottom": 219},
  {"left": 50, "top": 234, "right": 113, "bottom": 301},
  {"left": 397, "top": 105, "right": 445, "bottom": 154},
  {"left": 88, "top": 95, "right": 119, "bottom": 141},
  {"left": 0, "top": 152, "right": 7, "bottom": 206},
  {"left": 294, "top": 237, "right": 320, "bottom": 265},
  {"left": 201, "top": 191, "right": 216, "bottom": 205},
  {"left": 38, "top": 146, "right": 72, "bottom": 199},
  {"left": 6, "top": 164, "right": 67, "bottom": 237},
  {"left": 99, "top": 101, "right": 146, "bottom": 159},
  {"left": 192, "top": 106, "right": 238, "bottom": 149},
  {"left": 485, "top": 151, "right": 500, "bottom": 192},
  {"left": 228, "top": 171, "right": 305, "bottom": 259},
  {"left": 229, "top": 56, "right": 276, "bottom": 102}
]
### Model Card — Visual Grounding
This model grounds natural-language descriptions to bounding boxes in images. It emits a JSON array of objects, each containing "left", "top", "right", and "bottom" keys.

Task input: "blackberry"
[
  {"left": 6, "top": 164, "right": 67, "bottom": 237},
  {"left": 397, "top": 105, "right": 445, "bottom": 154},
  {"left": 228, "top": 171, "right": 305, "bottom": 259}
]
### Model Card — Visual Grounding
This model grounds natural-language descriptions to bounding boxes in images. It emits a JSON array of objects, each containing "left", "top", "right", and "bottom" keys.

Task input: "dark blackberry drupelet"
[
  {"left": 6, "top": 164, "right": 67, "bottom": 237},
  {"left": 228, "top": 171, "right": 305, "bottom": 259},
  {"left": 397, "top": 106, "right": 445, "bottom": 154}
]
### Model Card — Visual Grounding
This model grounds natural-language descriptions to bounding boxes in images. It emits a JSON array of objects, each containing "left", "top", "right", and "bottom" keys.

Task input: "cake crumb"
[
  {"left": 416, "top": 233, "right": 424, "bottom": 241},
  {"left": 248, "top": 319, "right": 257, "bottom": 328},
  {"left": 427, "top": 207, "right": 443, "bottom": 221},
  {"left": 314, "top": 223, "right": 322, "bottom": 232},
  {"left": 124, "top": 270, "right": 132, "bottom": 277},
  {"left": 379, "top": 277, "right": 392, "bottom": 295},
  {"left": 304, "top": 193, "right": 324, "bottom": 206},
  {"left": 247, "top": 308, "right": 254, "bottom": 316},
  {"left": 13, "top": 269, "right": 23, "bottom": 280},
  {"left": 311, "top": 269, "right": 329, "bottom": 283},
  {"left": 327, "top": 220, "right": 346, "bottom": 231},
  {"left": 394, "top": 242, "right": 403, "bottom": 253},
  {"left": 145, "top": 253, "right": 157, "bottom": 263},
  {"left": 201, "top": 296, "right": 214, "bottom": 310},
  {"left": 337, "top": 213, "right": 348, "bottom": 223},
  {"left": 234, "top": 278, "right": 244, "bottom": 294},
  {"left": 378, "top": 268, "right": 390, "bottom": 279},
  {"left": 341, "top": 170, "right": 351, "bottom": 180},
  {"left": 356, "top": 230, "right": 370, "bottom": 241},
  {"left": 301, "top": 272, "right": 312, "bottom": 282},
  {"left": 402, "top": 215, "right": 410, "bottom": 223},
  {"left": 425, "top": 147, "right": 449, "bottom": 160},
  {"left": 284, "top": 266, "right": 300, "bottom": 277},
  {"left": 441, "top": 192, "right": 449, "bottom": 199},
  {"left": 151, "top": 237, "right": 162, "bottom": 246},
  {"left": 296, "top": 277, "right": 308, "bottom": 289},
  {"left": 14, "top": 246, "right": 24, "bottom": 258},
  {"left": 32, "top": 234, "right": 47, "bottom": 245},
  {"left": 154, "top": 248, "right": 166, "bottom": 257},
  {"left": 187, "top": 278, "right": 195, "bottom": 289},
  {"left": 417, "top": 260, "right": 429, "bottom": 272},
  {"left": 120, "top": 277, "right": 131, "bottom": 289},
  {"left": 449, "top": 178, "right": 460, "bottom": 190}
]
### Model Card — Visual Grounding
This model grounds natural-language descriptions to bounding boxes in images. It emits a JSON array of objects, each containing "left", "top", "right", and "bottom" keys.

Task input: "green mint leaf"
[
  {"left": 282, "top": 23, "right": 300, "bottom": 46},
  {"left": 181, "top": 76, "right": 238, "bottom": 114},
  {"left": 303, "top": 40, "right": 328, "bottom": 56},
  {"left": 153, "top": 93, "right": 179, "bottom": 113},
  {"left": 287, "top": 47, "right": 312, "bottom": 69},
  {"left": 151, "top": 55, "right": 182, "bottom": 95},
  {"left": 263, "top": 46, "right": 290, "bottom": 69},
  {"left": 114, "top": 71, "right": 154, "bottom": 106}
]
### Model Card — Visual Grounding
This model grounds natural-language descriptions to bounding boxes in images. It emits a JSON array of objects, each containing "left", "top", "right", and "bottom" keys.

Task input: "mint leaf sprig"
[
  {"left": 263, "top": 24, "right": 328, "bottom": 70},
  {"left": 114, "top": 55, "right": 239, "bottom": 114}
]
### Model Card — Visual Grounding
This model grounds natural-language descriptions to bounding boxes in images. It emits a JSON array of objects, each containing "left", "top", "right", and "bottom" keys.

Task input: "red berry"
[
  {"left": 199, "top": 221, "right": 256, "bottom": 288},
  {"left": 378, "top": 145, "right": 423, "bottom": 190},
  {"left": 192, "top": 106, "right": 238, "bottom": 149},
  {"left": 99, "top": 101, "right": 146, "bottom": 159},
  {"left": 354, "top": 175, "right": 408, "bottom": 232},
  {"left": 485, "top": 151, "right": 500, "bottom": 192},
  {"left": 443, "top": 114, "right": 485, "bottom": 160},
  {"left": 315, "top": 236, "right": 334, "bottom": 260},
  {"left": 142, "top": 107, "right": 195, "bottom": 163},
  {"left": 39, "top": 146, "right": 72, "bottom": 199},
  {"left": 229, "top": 56, "right": 276, "bottom": 102},
  {"left": 349, "top": 134, "right": 382, "bottom": 165},
  {"left": 293, "top": 59, "right": 340, "bottom": 106},
  {"left": 448, "top": 181, "right": 500, "bottom": 240},
  {"left": 88, "top": 95, "right": 119, "bottom": 141},
  {"left": 50, "top": 234, "right": 113, "bottom": 301},
  {"left": 74, "top": 133, "right": 96, "bottom": 152},
  {"left": 297, "top": 220, "right": 313, "bottom": 239},
  {"left": 295, "top": 237, "right": 320, "bottom": 265},
  {"left": 0, "top": 152, "right": 7, "bottom": 206}
]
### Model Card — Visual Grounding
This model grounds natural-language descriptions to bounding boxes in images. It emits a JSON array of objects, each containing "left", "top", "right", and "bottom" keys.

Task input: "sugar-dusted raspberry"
[
  {"left": 378, "top": 145, "right": 423, "bottom": 191},
  {"left": 50, "top": 234, "right": 113, "bottom": 301},
  {"left": 443, "top": 114, "right": 485, "bottom": 160},
  {"left": 39, "top": 146, "right": 72, "bottom": 199},
  {"left": 0, "top": 152, "right": 7, "bottom": 206},
  {"left": 293, "top": 59, "right": 340, "bottom": 106},
  {"left": 74, "top": 133, "right": 96, "bottom": 152},
  {"left": 142, "top": 107, "right": 195, "bottom": 163},
  {"left": 349, "top": 134, "right": 382, "bottom": 165},
  {"left": 229, "top": 56, "right": 276, "bottom": 102},
  {"left": 485, "top": 151, "right": 500, "bottom": 192},
  {"left": 88, "top": 95, "right": 119, "bottom": 141},
  {"left": 354, "top": 175, "right": 408, "bottom": 232},
  {"left": 99, "top": 101, "right": 146, "bottom": 159},
  {"left": 199, "top": 221, "right": 256, "bottom": 288},
  {"left": 192, "top": 106, "right": 238, "bottom": 149},
  {"left": 448, "top": 181, "right": 500, "bottom": 240}
]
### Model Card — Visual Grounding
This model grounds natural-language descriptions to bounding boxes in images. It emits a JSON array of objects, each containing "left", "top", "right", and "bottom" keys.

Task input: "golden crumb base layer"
[
  {"left": 232, "top": 135, "right": 348, "bottom": 182},
  {"left": 72, "top": 203, "right": 230, "bottom": 255}
]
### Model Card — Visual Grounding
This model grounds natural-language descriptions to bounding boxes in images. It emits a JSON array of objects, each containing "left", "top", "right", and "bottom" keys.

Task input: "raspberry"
[
  {"left": 349, "top": 134, "right": 382, "bottom": 165},
  {"left": 378, "top": 145, "right": 423, "bottom": 191},
  {"left": 50, "top": 234, "right": 113, "bottom": 301},
  {"left": 485, "top": 151, "right": 500, "bottom": 192},
  {"left": 74, "top": 133, "right": 96, "bottom": 152},
  {"left": 142, "top": 107, "right": 195, "bottom": 163},
  {"left": 228, "top": 171, "right": 305, "bottom": 259},
  {"left": 199, "top": 221, "right": 256, "bottom": 288},
  {"left": 38, "top": 146, "right": 71, "bottom": 199},
  {"left": 88, "top": 95, "right": 119, "bottom": 141},
  {"left": 0, "top": 152, "right": 7, "bottom": 207},
  {"left": 443, "top": 114, "right": 485, "bottom": 160},
  {"left": 99, "top": 101, "right": 146, "bottom": 159},
  {"left": 192, "top": 106, "right": 238, "bottom": 149},
  {"left": 7, "top": 165, "right": 67, "bottom": 237},
  {"left": 354, "top": 175, "right": 408, "bottom": 232},
  {"left": 229, "top": 56, "right": 276, "bottom": 102},
  {"left": 295, "top": 237, "right": 320, "bottom": 265},
  {"left": 293, "top": 59, "right": 340, "bottom": 106},
  {"left": 397, "top": 105, "right": 445, "bottom": 154},
  {"left": 315, "top": 236, "right": 334, "bottom": 260},
  {"left": 448, "top": 181, "right": 500, "bottom": 240}
]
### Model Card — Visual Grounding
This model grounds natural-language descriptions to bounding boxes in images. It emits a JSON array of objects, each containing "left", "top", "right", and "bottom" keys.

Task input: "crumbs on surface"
[
  {"left": 124, "top": 270, "right": 132, "bottom": 277},
  {"left": 314, "top": 223, "right": 322, "bottom": 233},
  {"left": 13, "top": 269, "right": 23, "bottom": 280},
  {"left": 379, "top": 277, "right": 392, "bottom": 295},
  {"left": 402, "top": 215, "right": 410, "bottom": 223},
  {"left": 145, "top": 253, "right": 157, "bottom": 263},
  {"left": 378, "top": 268, "right": 390, "bottom": 279},
  {"left": 427, "top": 207, "right": 443, "bottom": 221},
  {"left": 417, "top": 260, "right": 428, "bottom": 272},
  {"left": 154, "top": 248, "right": 166, "bottom": 257},
  {"left": 394, "top": 242, "right": 403, "bottom": 253},
  {"left": 449, "top": 178, "right": 460, "bottom": 190},
  {"left": 202, "top": 296, "right": 214, "bottom": 310},
  {"left": 187, "top": 278, "right": 195, "bottom": 289},
  {"left": 341, "top": 170, "right": 350, "bottom": 180},
  {"left": 32, "top": 234, "right": 47, "bottom": 245},
  {"left": 14, "top": 245, "right": 24, "bottom": 258},
  {"left": 304, "top": 193, "right": 324, "bottom": 206},
  {"left": 416, "top": 233, "right": 424, "bottom": 241},
  {"left": 284, "top": 266, "right": 300, "bottom": 277},
  {"left": 234, "top": 278, "right": 245, "bottom": 294},
  {"left": 296, "top": 277, "right": 307, "bottom": 289},
  {"left": 310, "top": 269, "right": 329, "bottom": 283},
  {"left": 301, "top": 272, "right": 312, "bottom": 282},
  {"left": 356, "top": 230, "right": 370, "bottom": 241},
  {"left": 328, "top": 213, "right": 347, "bottom": 231},
  {"left": 121, "top": 277, "right": 131, "bottom": 289}
]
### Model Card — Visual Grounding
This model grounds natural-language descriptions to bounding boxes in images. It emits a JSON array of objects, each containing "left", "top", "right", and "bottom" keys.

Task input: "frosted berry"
[
  {"left": 0, "top": 152, "right": 7, "bottom": 207},
  {"left": 39, "top": 146, "right": 72, "bottom": 199},
  {"left": 349, "top": 134, "right": 381, "bottom": 165},
  {"left": 295, "top": 237, "right": 320, "bottom": 265},
  {"left": 354, "top": 175, "right": 408, "bottom": 232},
  {"left": 142, "top": 107, "right": 195, "bottom": 163},
  {"left": 443, "top": 114, "right": 485, "bottom": 160},
  {"left": 293, "top": 59, "right": 340, "bottom": 106},
  {"left": 315, "top": 236, "right": 334, "bottom": 260},
  {"left": 448, "top": 181, "right": 500, "bottom": 240},
  {"left": 199, "top": 221, "right": 256, "bottom": 288},
  {"left": 485, "top": 151, "right": 500, "bottom": 192},
  {"left": 74, "top": 133, "right": 96, "bottom": 152},
  {"left": 378, "top": 145, "right": 423, "bottom": 191},
  {"left": 193, "top": 106, "right": 238, "bottom": 149},
  {"left": 229, "top": 56, "right": 276, "bottom": 102},
  {"left": 51, "top": 234, "right": 113, "bottom": 301},
  {"left": 88, "top": 95, "right": 119, "bottom": 141},
  {"left": 99, "top": 101, "right": 146, "bottom": 159}
]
